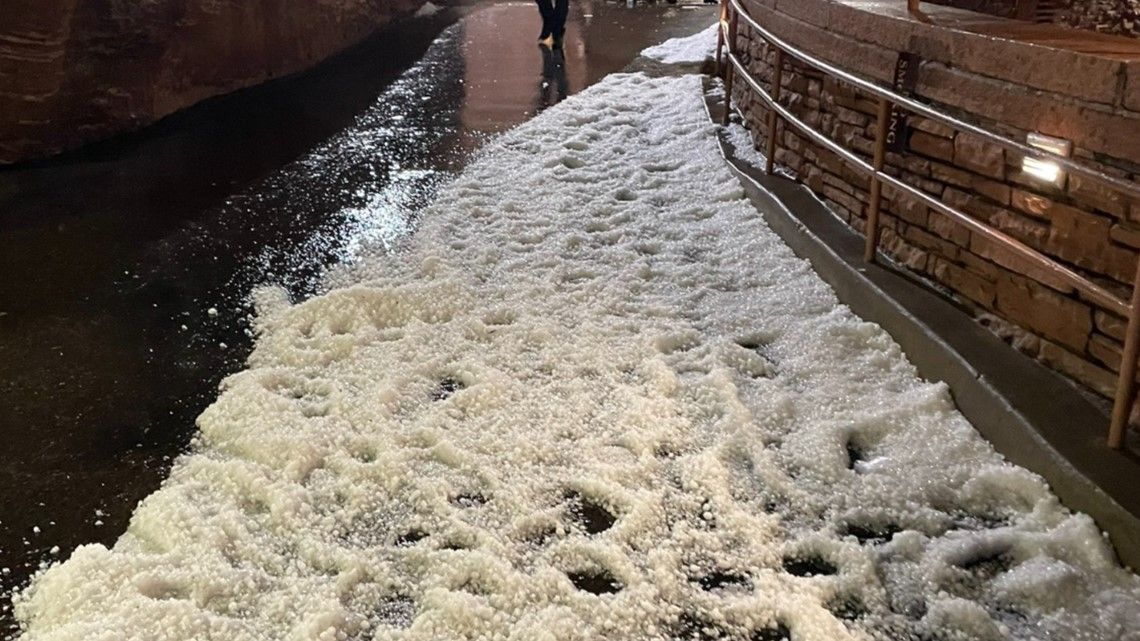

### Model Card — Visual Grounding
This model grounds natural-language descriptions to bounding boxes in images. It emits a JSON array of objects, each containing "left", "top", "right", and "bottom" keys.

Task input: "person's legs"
[
  {"left": 535, "top": 0, "right": 555, "bottom": 39},
  {"left": 552, "top": 0, "right": 569, "bottom": 40}
]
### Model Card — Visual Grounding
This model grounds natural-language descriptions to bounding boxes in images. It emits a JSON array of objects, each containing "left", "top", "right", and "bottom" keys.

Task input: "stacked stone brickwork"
[
  {"left": 731, "top": 0, "right": 1140, "bottom": 411},
  {"left": 0, "top": 0, "right": 426, "bottom": 164}
]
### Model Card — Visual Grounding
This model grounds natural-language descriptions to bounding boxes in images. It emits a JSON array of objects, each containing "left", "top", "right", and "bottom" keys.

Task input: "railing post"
[
  {"left": 864, "top": 97, "right": 892, "bottom": 263},
  {"left": 715, "top": 0, "right": 726, "bottom": 75},
  {"left": 764, "top": 47, "right": 784, "bottom": 176},
  {"left": 1109, "top": 259, "right": 1140, "bottom": 449},
  {"left": 721, "top": 8, "right": 738, "bottom": 126}
]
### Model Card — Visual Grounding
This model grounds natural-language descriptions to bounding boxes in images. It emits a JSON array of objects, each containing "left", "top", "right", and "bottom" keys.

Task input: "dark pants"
[{"left": 535, "top": 0, "right": 568, "bottom": 39}]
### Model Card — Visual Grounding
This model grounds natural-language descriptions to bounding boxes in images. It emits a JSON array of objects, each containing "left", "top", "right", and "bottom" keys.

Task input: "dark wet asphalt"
[{"left": 0, "top": 1, "right": 715, "bottom": 634}]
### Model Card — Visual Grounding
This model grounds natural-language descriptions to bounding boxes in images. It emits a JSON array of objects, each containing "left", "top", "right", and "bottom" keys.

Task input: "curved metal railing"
[{"left": 715, "top": 0, "right": 1140, "bottom": 448}]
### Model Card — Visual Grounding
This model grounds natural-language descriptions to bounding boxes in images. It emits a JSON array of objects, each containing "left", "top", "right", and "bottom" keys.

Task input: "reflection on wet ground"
[{"left": 0, "top": 0, "right": 714, "bottom": 632}]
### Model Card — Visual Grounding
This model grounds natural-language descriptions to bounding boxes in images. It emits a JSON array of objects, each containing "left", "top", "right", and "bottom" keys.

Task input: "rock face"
[
  {"left": 0, "top": 0, "right": 426, "bottom": 164},
  {"left": 930, "top": 0, "right": 1140, "bottom": 37},
  {"left": 1059, "top": 0, "right": 1140, "bottom": 38}
]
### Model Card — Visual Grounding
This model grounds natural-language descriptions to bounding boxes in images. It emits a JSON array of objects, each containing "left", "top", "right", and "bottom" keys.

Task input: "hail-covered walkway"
[{"left": 12, "top": 35, "right": 1140, "bottom": 641}]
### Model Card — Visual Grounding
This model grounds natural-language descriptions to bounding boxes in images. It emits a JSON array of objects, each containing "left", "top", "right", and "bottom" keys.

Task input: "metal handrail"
[
  {"left": 716, "top": 0, "right": 1140, "bottom": 448},
  {"left": 725, "top": 0, "right": 1140, "bottom": 202},
  {"left": 723, "top": 52, "right": 1128, "bottom": 318}
]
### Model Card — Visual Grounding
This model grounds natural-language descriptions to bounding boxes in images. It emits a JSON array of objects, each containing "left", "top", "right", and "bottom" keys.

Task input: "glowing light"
[{"left": 1023, "top": 132, "right": 1072, "bottom": 187}]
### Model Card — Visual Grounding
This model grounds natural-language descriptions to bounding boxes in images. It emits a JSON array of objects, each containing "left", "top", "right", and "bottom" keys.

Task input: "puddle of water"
[{"left": 0, "top": 0, "right": 715, "bottom": 632}]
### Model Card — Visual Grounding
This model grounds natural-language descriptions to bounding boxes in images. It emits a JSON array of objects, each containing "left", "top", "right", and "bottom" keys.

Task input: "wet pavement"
[{"left": 0, "top": 0, "right": 715, "bottom": 633}]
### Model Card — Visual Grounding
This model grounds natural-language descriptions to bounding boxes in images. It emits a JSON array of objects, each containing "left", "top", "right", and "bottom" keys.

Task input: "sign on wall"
[{"left": 887, "top": 52, "right": 921, "bottom": 153}]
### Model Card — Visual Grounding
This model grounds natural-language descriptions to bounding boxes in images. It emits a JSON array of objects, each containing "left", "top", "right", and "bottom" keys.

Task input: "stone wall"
[
  {"left": 0, "top": 0, "right": 426, "bottom": 164},
  {"left": 730, "top": 0, "right": 1140, "bottom": 413}
]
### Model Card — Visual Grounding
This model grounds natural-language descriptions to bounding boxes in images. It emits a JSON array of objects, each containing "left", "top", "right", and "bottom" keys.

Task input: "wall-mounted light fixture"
[{"left": 1023, "top": 132, "right": 1072, "bottom": 188}]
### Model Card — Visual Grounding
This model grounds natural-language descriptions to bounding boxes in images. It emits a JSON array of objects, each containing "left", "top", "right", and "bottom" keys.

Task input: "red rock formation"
[
  {"left": 928, "top": 0, "right": 1140, "bottom": 37},
  {"left": 1059, "top": 0, "right": 1140, "bottom": 37},
  {"left": 0, "top": 0, "right": 426, "bottom": 164}
]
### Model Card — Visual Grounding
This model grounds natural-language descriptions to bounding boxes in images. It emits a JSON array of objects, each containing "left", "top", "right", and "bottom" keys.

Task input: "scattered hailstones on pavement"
[{"left": 9, "top": 59, "right": 1140, "bottom": 641}]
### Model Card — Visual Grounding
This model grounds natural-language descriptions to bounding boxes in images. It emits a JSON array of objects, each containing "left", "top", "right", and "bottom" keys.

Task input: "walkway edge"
[{"left": 700, "top": 79, "right": 1140, "bottom": 570}]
